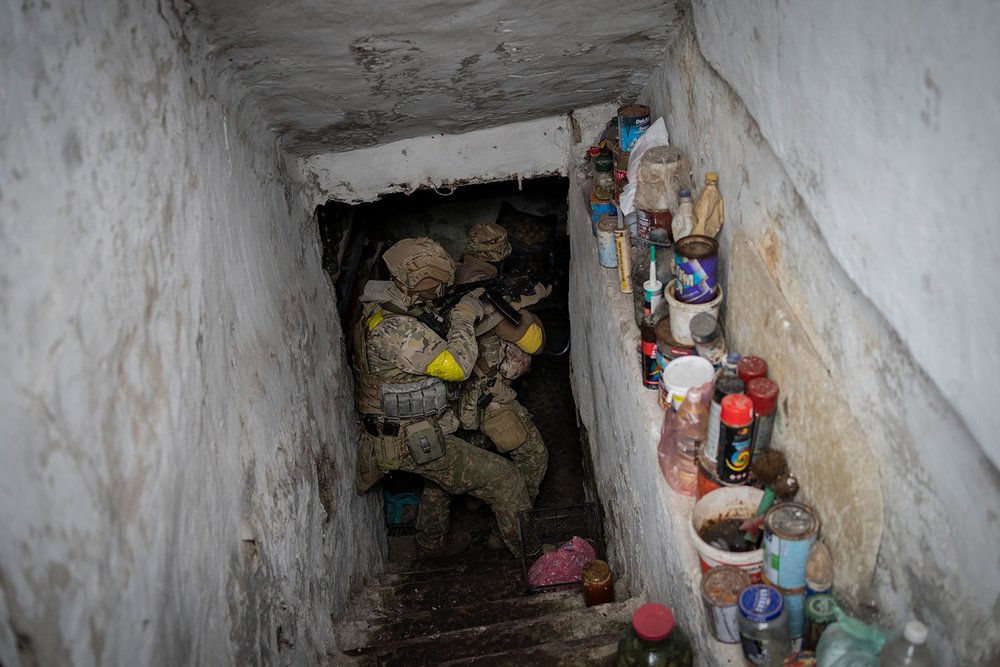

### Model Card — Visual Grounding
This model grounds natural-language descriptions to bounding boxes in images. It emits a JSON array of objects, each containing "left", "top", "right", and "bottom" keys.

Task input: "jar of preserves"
[
  {"left": 738, "top": 584, "right": 792, "bottom": 666},
  {"left": 581, "top": 559, "right": 615, "bottom": 607},
  {"left": 594, "top": 153, "right": 615, "bottom": 202},
  {"left": 616, "top": 603, "right": 693, "bottom": 666}
]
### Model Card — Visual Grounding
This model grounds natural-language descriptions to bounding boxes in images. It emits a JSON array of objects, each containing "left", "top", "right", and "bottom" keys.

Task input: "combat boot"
[{"left": 414, "top": 531, "right": 472, "bottom": 559}]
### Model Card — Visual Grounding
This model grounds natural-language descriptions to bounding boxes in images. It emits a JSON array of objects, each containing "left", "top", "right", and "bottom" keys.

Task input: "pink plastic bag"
[
  {"left": 658, "top": 378, "right": 715, "bottom": 495},
  {"left": 526, "top": 536, "right": 597, "bottom": 586}
]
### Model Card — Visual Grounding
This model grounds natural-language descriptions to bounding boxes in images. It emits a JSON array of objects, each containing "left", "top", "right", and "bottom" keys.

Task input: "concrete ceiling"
[{"left": 191, "top": 0, "right": 682, "bottom": 155}]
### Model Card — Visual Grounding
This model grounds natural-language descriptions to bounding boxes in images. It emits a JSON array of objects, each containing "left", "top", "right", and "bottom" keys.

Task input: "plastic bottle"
[
  {"left": 672, "top": 189, "right": 696, "bottom": 241},
  {"left": 616, "top": 603, "right": 693, "bottom": 666},
  {"left": 878, "top": 620, "right": 932, "bottom": 666},
  {"left": 692, "top": 172, "right": 725, "bottom": 237}
]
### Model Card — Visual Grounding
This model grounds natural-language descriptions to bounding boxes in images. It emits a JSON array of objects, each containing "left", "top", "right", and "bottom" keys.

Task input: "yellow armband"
[{"left": 425, "top": 350, "right": 467, "bottom": 382}]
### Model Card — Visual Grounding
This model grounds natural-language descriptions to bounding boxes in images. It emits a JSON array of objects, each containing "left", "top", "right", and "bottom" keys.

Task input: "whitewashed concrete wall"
[
  {"left": 571, "top": 9, "right": 998, "bottom": 665},
  {"left": 300, "top": 115, "right": 573, "bottom": 206},
  {"left": 0, "top": 2, "right": 381, "bottom": 665}
]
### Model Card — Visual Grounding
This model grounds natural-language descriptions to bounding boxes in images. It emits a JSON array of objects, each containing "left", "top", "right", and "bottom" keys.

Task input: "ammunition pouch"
[
  {"left": 403, "top": 419, "right": 446, "bottom": 465},
  {"left": 379, "top": 377, "right": 448, "bottom": 420},
  {"left": 481, "top": 405, "right": 529, "bottom": 453}
]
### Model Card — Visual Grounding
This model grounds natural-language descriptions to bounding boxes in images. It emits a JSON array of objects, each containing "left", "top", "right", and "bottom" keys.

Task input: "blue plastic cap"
[
  {"left": 679, "top": 190, "right": 691, "bottom": 198},
  {"left": 738, "top": 584, "right": 784, "bottom": 623}
]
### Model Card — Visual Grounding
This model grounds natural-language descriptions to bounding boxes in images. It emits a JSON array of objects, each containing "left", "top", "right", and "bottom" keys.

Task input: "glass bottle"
[
  {"left": 802, "top": 594, "right": 838, "bottom": 652},
  {"left": 738, "top": 584, "right": 792, "bottom": 667},
  {"left": 594, "top": 153, "right": 615, "bottom": 202},
  {"left": 616, "top": 603, "right": 693, "bottom": 667},
  {"left": 879, "top": 620, "right": 932, "bottom": 666},
  {"left": 581, "top": 559, "right": 615, "bottom": 607}
]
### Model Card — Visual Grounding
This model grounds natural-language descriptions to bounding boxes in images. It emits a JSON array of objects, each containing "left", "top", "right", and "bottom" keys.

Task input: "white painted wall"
[
  {"left": 568, "top": 7, "right": 998, "bottom": 664},
  {"left": 692, "top": 0, "right": 1000, "bottom": 468},
  {"left": 300, "top": 115, "right": 573, "bottom": 206},
  {"left": 0, "top": 2, "right": 380, "bottom": 665}
]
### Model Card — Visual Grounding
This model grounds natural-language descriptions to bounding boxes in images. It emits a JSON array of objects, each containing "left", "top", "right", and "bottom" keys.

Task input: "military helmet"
[
  {"left": 464, "top": 223, "right": 511, "bottom": 263},
  {"left": 382, "top": 238, "right": 456, "bottom": 290}
]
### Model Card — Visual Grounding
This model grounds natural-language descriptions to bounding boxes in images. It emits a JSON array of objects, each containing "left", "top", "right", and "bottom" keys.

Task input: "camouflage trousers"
[
  {"left": 476, "top": 400, "right": 548, "bottom": 503},
  {"left": 398, "top": 434, "right": 530, "bottom": 555}
]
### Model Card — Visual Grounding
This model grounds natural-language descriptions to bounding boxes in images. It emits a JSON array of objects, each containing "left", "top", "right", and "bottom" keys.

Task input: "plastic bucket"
[
  {"left": 660, "top": 355, "right": 715, "bottom": 411},
  {"left": 690, "top": 486, "right": 764, "bottom": 581},
  {"left": 666, "top": 279, "right": 723, "bottom": 346}
]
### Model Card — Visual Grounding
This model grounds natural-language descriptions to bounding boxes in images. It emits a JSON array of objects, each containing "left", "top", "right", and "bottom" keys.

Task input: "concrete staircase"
[{"left": 332, "top": 539, "right": 639, "bottom": 666}]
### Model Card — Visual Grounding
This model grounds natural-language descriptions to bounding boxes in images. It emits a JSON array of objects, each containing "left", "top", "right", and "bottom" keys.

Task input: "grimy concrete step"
[
  {"left": 342, "top": 596, "right": 642, "bottom": 667},
  {"left": 336, "top": 588, "right": 587, "bottom": 651},
  {"left": 437, "top": 632, "right": 621, "bottom": 667},
  {"left": 377, "top": 554, "right": 523, "bottom": 587},
  {"left": 383, "top": 543, "right": 515, "bottom": 575}
]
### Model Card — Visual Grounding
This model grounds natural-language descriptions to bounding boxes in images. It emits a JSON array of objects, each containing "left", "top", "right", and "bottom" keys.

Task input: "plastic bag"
[
  {"left": 658, "top": 378, "right": 714, "bottom": 495},
  {"left": 618, "top": 118, "right": 671, "bottom": 217},
  {"left": 526, "top": 536, "right": 597, "bottom": 586},
  {"left": 633, "top": 146, "right": 692, "bottom": 214},
  {"left": 816, "top": 611, "right": 888, "bottom": 667}
]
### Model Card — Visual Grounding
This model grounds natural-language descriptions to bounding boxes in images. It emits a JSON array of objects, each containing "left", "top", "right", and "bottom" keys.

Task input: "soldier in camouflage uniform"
[
  {"left": 352, "top": 237, "right": 530, "bottom": 557},
  {"left": 455, "top": 223, "right": 549, "bottom": 506}
]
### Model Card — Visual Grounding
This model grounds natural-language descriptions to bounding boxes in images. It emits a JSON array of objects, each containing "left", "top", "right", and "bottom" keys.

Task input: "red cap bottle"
[
  {"left": 746, "top": 377, "right": 779, "bottom": 416},
  {"left": 720, "top": 393, "right": 754, "bottom": 427},
  {"left": 737, "top": 355, "right": 768, "bottom": 384}
]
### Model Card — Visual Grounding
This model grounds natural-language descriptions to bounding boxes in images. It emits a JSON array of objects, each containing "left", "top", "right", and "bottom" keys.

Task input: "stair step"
[
  {"left": 344, "top": 596, "right": 642, "bottom": 666},
  {"left": 383, "top": 543, "right": 514, "bottom": 575},
  {"left": 378, "top": 555, "right": 523, "bottom": 587},
  {"left": 438, "top": 632, "right": 620, "bottom": 666},
  {"left": 337, "top": 588, "right": 586, "bottom": 650}
]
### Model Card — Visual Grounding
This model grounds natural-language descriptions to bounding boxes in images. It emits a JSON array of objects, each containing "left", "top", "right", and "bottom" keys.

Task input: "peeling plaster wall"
[
  {"left": 0, "top": 1, "right": 380, "bottom": 665},
  {"left": 573, "top": 8, "right": 998, "bottom": 664}
]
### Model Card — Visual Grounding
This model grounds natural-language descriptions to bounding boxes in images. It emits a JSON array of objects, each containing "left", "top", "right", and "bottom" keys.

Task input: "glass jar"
[
  {"left": 803, "top": 594, "right": 838, "bottom": 652},
  {"left": 616, "top": 603, "right": 693, "bottom": 667},
  {"left": 581, "top": 559, "right": 615, "bottom": 607},
  {"left": 594, "top": 153, "right": 615, "bottom": 202},
  {"left": 689, "top": 312, "right": 727, "bottom": 368},
  {"left": 738, "top": 584, "right": 792, "bottom": 666}
]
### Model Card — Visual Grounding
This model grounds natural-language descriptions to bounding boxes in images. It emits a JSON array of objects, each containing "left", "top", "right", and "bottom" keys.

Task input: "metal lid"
[
  {"left": 701, "top": 566, "right": 752, "bottom": 606},
  {"left": 804, "top": 594, "right": 838, "bottom": 624},
  {"left": 738, "top": 584, "right": 784, "bottom": 623},
  {"left": 631, "top": 603, "right": 675, "bottom": 641},
  {"left": 765, "top": 502, "right": 820, "bottom": 540},
  {"left": 689, "top": 312, "right": 720, "bottom": 344},
  {"left": 582, "top": 559, "right": 612, "bottom": 585},
  {"left": 674, "top": 234, "right": 718, "bottom": 259},
  {"left": 714, "top": 375, "right": 745, "bottom": 402}
]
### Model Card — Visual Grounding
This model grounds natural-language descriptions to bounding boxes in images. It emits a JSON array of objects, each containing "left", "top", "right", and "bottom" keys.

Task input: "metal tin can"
[
  {"left": 674, "top": 235, "right": 719, "bottom": 304},
  {"left": 759, "top": 576, "right": 807, "bottom": 640},
  {"left": 717, "top": 394, "right": 755, "bottom": 484},
  {"left": 617, "top": 103, "right": 651, "bottom": 152},
  {"left": 636, "top": 208, "right": 673, "bottom": 241},
  {"left": 590, "top": 192, "right": 617, "bottom": 235},
  {"left": 701, "top": 566, "right": 752, "bottom": 644},
  {"left": 596, "top": 216, "right": 619, "bottom": 268},
  {"left": 654, "top": 316, "right": 696, "bottom": 371},
  {"left": 705, "top": 375, "right": 745, "bottom": 465},
  {"left": 763, "top": 502, "right": 820, "bottom": 590}
]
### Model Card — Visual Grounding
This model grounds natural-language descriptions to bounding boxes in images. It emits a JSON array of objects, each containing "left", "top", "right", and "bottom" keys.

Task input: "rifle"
[{"left": 416, "top": 271, "right": 561, "bottom": 338}]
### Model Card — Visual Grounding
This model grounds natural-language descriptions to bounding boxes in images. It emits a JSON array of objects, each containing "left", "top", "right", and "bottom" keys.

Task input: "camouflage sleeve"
[
  {"left": 441, "top": 303, "right": 479, "bottom": 374},
  {"left": 370, "top": 316, "right": 449, "bottom": 376}
]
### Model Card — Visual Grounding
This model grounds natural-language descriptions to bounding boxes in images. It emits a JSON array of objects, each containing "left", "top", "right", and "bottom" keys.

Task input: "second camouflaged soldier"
[
  {"left": 351, "top": 237, "right": 531, "bottom": 558},
  {"left": 454, "top": 223, "right": 549, "bottom": 505}
]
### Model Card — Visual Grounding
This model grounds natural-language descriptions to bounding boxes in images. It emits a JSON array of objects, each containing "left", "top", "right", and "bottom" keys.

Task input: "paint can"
[
  {"left": 661, "top": 355, "right": 715, "bottom": 411},
  {"left": 701, "top": 566, "right": 752, "bottom": 644},
  {"left": 665, "top": 279, "right": 723, "bottom": 346},
  {"left": 612, "top": 144, "right": 630, "bottom": 198},
  {"left": 717, "top": 394, "right": 755, "bottom": 484},
  {"left": 763, "top": 502, "right": 820, "bottom": 590},
  {"left": 654, "top": 316, "right": 695, "bottom": 373},
  {"left": 590, "top": 193, "right": 617, "bottom": 236},
  {"left": 596, "top": 216, "right": 619, "bottom": 268},
  {"left": 613, "top": 225, "right": 633, "bottom": 293},
  {"left": 636, "top": 208, "right": 673, "bottom": 241},
  {"left": 674, "top": 235, "right": 719, "bottom": 304},
  {"left": 761, "top": 573, "right": 807, "bottom": 641},
  {"left": 618, "top": 103, "right": 651, "bottom": 152}
]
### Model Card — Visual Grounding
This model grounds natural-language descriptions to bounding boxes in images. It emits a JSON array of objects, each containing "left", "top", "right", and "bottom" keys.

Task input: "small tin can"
[
  {"left": 760, "top": 577, "right": 807, "bottom": 640},
  {"left": 596, "top": 216, "right": 619, "bottom": 268},
  {"left": 636, "top": 208, "right": 673, "bottom": 241},
  {"left": 655, "top": 316, "right": 696, "bottom": 372},
  {"left": 590, "top": 192, "right": 617, "bottom": 235},
  {"left": 764, "top": 502, "right": 820, "bottom": 590},
  {"left": 674, "top": 235, "right": 719, "bottom": 304},
  {"left": 618, "top": 103, "right": 651, "bottom": 152},
  {"left": 701, "top": 566, "right": 752, "bottom": 644}
]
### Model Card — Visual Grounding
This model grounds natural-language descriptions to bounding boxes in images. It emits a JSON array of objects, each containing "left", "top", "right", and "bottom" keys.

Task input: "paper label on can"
[
  {"left": 764, "top": 529, "right": 815, "bottom": 590},
  {"left": 675, "top": 253, "right": 719, "bottom": 304},
  {"left": 710, "top": 605, "right": 742, "bottom": 643},
  {"left": 719, "top": 424, "right": 753, "bottom": 483},
  {"left": 705, "top": 400, "right": 722, "bottom": 463}
]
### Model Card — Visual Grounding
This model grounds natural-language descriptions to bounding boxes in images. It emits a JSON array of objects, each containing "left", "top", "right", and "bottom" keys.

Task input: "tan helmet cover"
[
  {"left": 382, "top": 238, "right": 456, "bottom": 289},
  {"left": 464, "top": 223, "right": 511, "bottom": 262}
]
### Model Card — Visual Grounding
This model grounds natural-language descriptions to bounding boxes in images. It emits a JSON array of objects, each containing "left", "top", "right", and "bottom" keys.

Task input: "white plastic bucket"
[
  {"left": 690, "top": 486, "right": 764, "bottom": 581},
  {"left": 666, "top": 279, "right": 723, "bottom": 345},
  {"left": 660, "top": 355, "right": 715, "bottom": 411}
]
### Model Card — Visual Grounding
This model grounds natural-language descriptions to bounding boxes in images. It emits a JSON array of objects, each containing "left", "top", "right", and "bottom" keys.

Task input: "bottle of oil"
[{"left": 693, "top": 172, "right": 724, "bottom": 237}]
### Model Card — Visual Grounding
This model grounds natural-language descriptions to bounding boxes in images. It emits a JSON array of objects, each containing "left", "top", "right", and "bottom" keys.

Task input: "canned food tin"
[
  {"left": 701, "top": 566, "right": 752, "bottom": 644},
  {"left": 590, "top": 193, "right": 617, "bottom": 235},
  {"left": 764, "top": 502, "right": 820, "bottom": 590},
  {"left": 596, "top": 216, "right": 618, "bottom": 268},
  {"left": 674, "top": 235, "right": 719, "bottom": 304}
]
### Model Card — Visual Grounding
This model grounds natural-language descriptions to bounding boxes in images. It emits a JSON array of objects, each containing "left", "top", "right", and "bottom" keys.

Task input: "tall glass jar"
[
  {"left": 738, "top": 584, "right": 792, "bottom": 666},
  {"left": 594, "top": 153, "right": 615, "bottom": 202},
  {"left": 581, "top": 559, "right": 615, "bottom": 607},
  {"left": 616, "top": 603, "right": 693, "bottom": 667}
]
